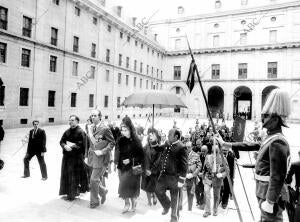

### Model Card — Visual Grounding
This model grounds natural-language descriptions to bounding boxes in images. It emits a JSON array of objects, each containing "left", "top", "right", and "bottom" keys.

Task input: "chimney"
[
  {"left": 132, "top": 17, "right": 137, "bottom": 26},
  {"left": 117, "top": 6, "right": 122, "bottom": 17}
]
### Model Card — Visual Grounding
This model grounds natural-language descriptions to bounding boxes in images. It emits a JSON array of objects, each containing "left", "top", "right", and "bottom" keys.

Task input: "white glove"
[
  {"left": 64, "top": 145, "right": 72, "bottom": 151},
  {"left": 186, "top": 173, "right": 193, "bottom": 179},
  {"left": 146, "top": 170, "right": 151, "bottom": 176},
  {"left": 261, "top": 200, "right": 274, "bottom": 214},
  {"left": 84, "top": 158, "right": 88, "bottom": 164},
  {"left": 178, "top": 182, "right": 184, "bottom": 188},
  {"left": 216, "top": 173, "right": 223, "bottom": 178},
  {"left": 215, "top": 134, "right": 225, "bottom": 147},
  {"left": 122, "top": 159, "right": 130, "bottom": 165},
  {"left": 94, "top": 150, "right": 104, "bottom": 156}
]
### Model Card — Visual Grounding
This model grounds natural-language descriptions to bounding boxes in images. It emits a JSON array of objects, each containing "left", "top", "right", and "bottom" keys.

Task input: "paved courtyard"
[{"left": 0, "top": 117, "right": 298, "bottom": 222}]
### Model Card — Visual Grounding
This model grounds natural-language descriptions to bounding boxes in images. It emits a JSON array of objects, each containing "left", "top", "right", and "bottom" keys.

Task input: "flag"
[
  {"left": 186, "top": 60, "right": 196, "bottom": 93},
  {"left": 232, "top": 116, "right": 246, "bottom": 142}
]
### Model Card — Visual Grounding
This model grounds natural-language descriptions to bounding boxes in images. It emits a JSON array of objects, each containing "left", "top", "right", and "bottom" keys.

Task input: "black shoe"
[
  {"left": 162, "top": 207, "right": 170, "bottom": 215},
  {"left": 222, "top": 204, "right": 227, "bottom": 209},
  {"left": 101, "top": 190, "right": 108, "bottom": 204},
  {"left": 21, "top": 175, "right": 29, "bottom": 178},
  {"left": 90, "top": 202, "right": 100, "bottom": 209}
]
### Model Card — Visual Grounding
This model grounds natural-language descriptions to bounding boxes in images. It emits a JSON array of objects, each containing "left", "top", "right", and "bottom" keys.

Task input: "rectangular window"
[
  {"left": 20, "top": 119, "right": 28, "bottom": 124},
  {"left": 126, "top": 57, "right": 129, "bottom": 68},
  {"left": 73, "top": 36, "right": 79, "bottom": 52},
  {"left": 151, "top": 81, "right": 154, "bottom": 89},
  {"left": 151, "top": 67, "right": 154, "bottom": 75},
  {"left": 104, "top": 95, "right": 108, "bottom": 107},
  {"left": 48, "top": 90, "right": 55, "bottom": 107},
  {"left": 238, "top": 63, "right": 247, "bottom": 79},
  {"left": 147, "top": 65, "right": 149, "bottom": 75},
  {"left": 134, "top": 77, "right": 136, "bottom": 87},
  {"left": 141, "top": 43, "right": 143, "bottom": 49},
  {"left": 118, "top": 73, "right": 121, "bottom": 84},
  {"left": 269, "top": 30, "right": 277, "bottom": 43},
  {"left": 175, "top": 39, "right": 181, "bottom": 50},
  {"left": 72, "top": 61, "right": 78, "bottom": 76},
  {"left": 71, "top": 93, "right": 76, "bottom": 107},
  {"left": 147, "top": 47, "right": 150, "bottom": 53},
  {"left": 75, "top": 6, "right": 80, "bottom": 16},
  {"left": 240, "top": 33, "right": 247, "bottom": 45},
  {"left": 175, "top": 87, "right": 180, "bottom": 94},
  {"left": 19, "top": 87, "right": 29, "bottom": 106},
  {"left": 106, "top": 49, "right": 110, "bottom": 62},
  {"left": 52, "top": 0, "right": 59, "bottom": 5},
  {"left": 51, "top": 27, "right": 58, "bottom": 46},
  {"left": 93, "top": 17, "right": 97, "bottom": 25},
  {"left": 127, "top": 35, "right": 130, "bottom": 43},
  {"left": 22, "top": 16, "right": 32, "bottom": 38},
  {"left": 21, "top": 48, "right": 31, "bottom": 67},
  {"left": 146, "top": 80, "right": 149, "bottom": 89},
  {"left": 91, "top": 43, "right": 96, "bottom": 58},
  {"left": 173, "top": 66, "right": 181, "bottom": 80},
  {"left": 161, "top": 70, "right": 163, "bottom": 79},
  {"left": 107, "top": 24, "right": 111, "bottom": 32},
  {"left": 213, "top": 35, "right": 220, "bottom": 47},
  {"left": 152, "top": 50, "right": 154, "bottom": 55},
  {"left": 135, "top": 40, "right": 138, "bottom": 46},
  {"left": 118, "top": 54, "right": 122, "bottom": 66},
  {"left": 268, "top": 62, "right": 277, "bottom": 78},
  {"left": 89, "top": 94, "right": 94, "bottom": 107},
  {"left": 134, "top": 60, "right": 137, "bottom": 71},
  {"left": 160, "top": 83, "right": 162, "bottom": 90},
  {"left": 0, "top": 86, "right": 5, "bottom": 106},
  {"left": 120, "top": 32, "right": 123, "bottom": 39},
  {"left": 49, "top": 118, "right": 54, "bottom": 123},
  {"left": 49, "top": 55, "right": 57, "bottom": 72},
  {"left": 157, "top": 69, "right": 159, "bottom": 78},
  {"left": 140, "top": 78, "right": 142, "bottom": 88},
  {"left": 211, "top": 64, "right": 220, "bottom": 79},
  {"left": 0, "top": 6, "right": 8, "bottom": 30},
  {"left": 89, "top": 66, "right": 95, "bottom": 79},
  {"left": 117, "top": 97, "right": 121, "bottom": 108},
  {"left": 126, "top": 75, "right": 129, "bottom": 85},
  {"left": 156, "top": 83, "right": 158, "bottom": 90},
  {"left": 106, "top": 70, "right": 110, "bottom": 82},
  {"left": 0, "top": 42, "right": 7, "bottom": 63},
  {"left": 140, "top": 62, "right": 143, "bottom": 73}
]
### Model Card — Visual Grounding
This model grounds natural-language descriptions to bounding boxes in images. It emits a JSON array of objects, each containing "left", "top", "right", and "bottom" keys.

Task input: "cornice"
[
  {"left": 164, "top": 78, "right": 300, "bottom": 83},
  {"left": 166, "top": 41, "right": 300, "bottom": 56}
]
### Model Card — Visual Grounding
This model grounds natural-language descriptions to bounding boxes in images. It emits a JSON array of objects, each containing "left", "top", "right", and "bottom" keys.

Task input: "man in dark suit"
[
  {"left": 22, "top": 120, "right": 47, "bottom": 180},
  {"left": 0, "top": 122, "right": 5, "bottom": 170},
  {"left": 286, "top": 151, "right": 300, "bottom": 221},
  {"left": 155, "top": 129, "right": 188, "bottom": 222}
]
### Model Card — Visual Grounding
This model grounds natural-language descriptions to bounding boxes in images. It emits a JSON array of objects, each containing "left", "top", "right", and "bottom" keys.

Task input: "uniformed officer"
[
  {"left": 155, "top": 129, "right": 188, "bottom": 222},
  {"left": 216, "top": 88, "right": 291, "bottom": 222}
]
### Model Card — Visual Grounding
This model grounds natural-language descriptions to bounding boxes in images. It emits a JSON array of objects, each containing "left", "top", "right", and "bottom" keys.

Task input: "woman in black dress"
[
  {"left": 117, "top": 116, "right": 145, "bottom": 213},
  {"left": 142, "top": 128, "right": 161, "bottom": 206}
]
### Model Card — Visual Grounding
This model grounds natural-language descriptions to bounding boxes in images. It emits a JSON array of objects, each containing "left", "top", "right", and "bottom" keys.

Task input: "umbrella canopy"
[{"left": 121, "top": 90, "right": 187, "bottom": 109}]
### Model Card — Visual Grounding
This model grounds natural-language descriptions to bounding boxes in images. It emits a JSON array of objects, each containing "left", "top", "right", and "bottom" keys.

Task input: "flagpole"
[{"left": 185, "top": 35, "right": 243, "bottom": 222}]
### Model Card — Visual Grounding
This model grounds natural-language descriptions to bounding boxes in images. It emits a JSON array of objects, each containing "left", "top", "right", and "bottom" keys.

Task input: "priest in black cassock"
[{"left": 59, "top": 115, "right": 89, "bottom": 201}]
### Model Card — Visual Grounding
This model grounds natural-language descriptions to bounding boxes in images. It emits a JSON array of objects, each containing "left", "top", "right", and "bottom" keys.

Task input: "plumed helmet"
[{"left": 261, "top": 88, "right": 291, "bottom": 126}]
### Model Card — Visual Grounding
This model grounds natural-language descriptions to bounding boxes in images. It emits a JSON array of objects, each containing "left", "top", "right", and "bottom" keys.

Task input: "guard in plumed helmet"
[{"left": 216, "top": 88, "right": 291, "bottom": 222}]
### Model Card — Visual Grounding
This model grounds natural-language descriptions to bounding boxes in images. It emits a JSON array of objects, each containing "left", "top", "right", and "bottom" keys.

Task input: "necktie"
[{"left": 32, "top": 129, "right": 37, "bottom": 139}]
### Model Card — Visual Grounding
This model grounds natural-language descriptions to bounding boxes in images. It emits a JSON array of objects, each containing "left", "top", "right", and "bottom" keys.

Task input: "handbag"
[{"left": 132, "top": 158, "right": 143, "bottom": 175}]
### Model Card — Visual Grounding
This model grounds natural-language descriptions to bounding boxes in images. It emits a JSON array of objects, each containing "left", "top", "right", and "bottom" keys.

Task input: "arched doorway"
[
  {"left": 233, "top": 86, "right": 252, "bottom": 120},
  {"left": 208, "top": 86, "right": 224, "bottom": 118},
  {"left": 261, "top": 85, "right": 278, "bottom": 109}
]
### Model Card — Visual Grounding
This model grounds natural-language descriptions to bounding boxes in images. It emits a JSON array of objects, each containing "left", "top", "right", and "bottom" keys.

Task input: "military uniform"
[
  {"left": 232, "top": 129, "right": 290, "bottom": 222},
  {"left": 155, "top": 140, "right": 188, "bottom": 222},
  {"left": 185, "top": 149, "right": 201, "bottom": 211}
]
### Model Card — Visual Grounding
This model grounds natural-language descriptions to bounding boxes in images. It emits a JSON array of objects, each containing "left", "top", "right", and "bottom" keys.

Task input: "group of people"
[{"left": 1, "top": 88, "right": 298, "bottom": 222}]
